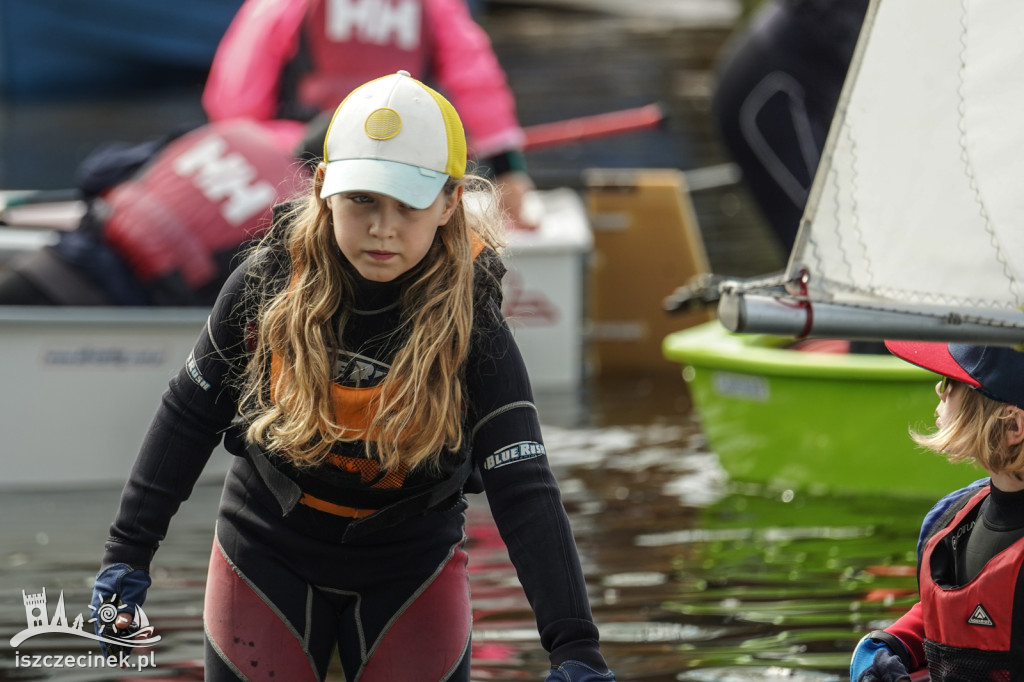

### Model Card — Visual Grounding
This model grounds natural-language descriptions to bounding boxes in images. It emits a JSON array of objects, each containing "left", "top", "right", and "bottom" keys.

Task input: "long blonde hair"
[
  {"left": 238, "top": 168, "right": 506, "bottom": 472},
  {"left": 912, "top": 384, "right": 1024, "bottom": 479}
]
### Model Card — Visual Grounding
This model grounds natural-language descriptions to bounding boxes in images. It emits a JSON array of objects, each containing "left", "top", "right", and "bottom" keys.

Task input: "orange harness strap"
[{"left": 298, "top": 493, "right": 378, "bottom": 518}]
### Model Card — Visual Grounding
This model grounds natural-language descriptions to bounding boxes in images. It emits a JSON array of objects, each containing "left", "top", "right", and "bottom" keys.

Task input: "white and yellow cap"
[{"left": 320, "top": 70, "right": 467, "bottom": 209}]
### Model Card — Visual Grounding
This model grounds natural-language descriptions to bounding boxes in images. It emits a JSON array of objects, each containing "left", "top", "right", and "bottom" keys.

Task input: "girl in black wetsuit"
[
  {"left": 850, "top": 341, "right": 1024, "bottom": 682},
  {"left": 89, "top": 71, "right": 614, "bottom": 682}
]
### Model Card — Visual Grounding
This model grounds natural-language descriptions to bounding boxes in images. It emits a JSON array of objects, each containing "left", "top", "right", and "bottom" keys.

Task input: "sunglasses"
[{"left": 938, "top": 376, "right": 955, "bottom": 394}]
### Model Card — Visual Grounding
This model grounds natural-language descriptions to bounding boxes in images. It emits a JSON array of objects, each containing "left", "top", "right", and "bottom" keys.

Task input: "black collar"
[{"left": 981, "top": 482, "right": 1024, "bottom": 530}]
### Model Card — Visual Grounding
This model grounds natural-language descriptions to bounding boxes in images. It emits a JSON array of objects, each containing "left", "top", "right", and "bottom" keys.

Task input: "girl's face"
[
  {"left": 935, "top": 377, "right": 964, "bottom": 431},
  {"left": 328, "top": 186, "right": 462, "bottom": 282}
]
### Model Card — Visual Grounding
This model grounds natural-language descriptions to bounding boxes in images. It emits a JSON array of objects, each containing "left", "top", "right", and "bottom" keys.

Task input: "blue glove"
[
  {"left": 90, "top": 563, "right": 151, "bottom": 655},
  {"left": 546, "top": 661, "right": 616, "bottom": 682},
  {"left": 850, "top": 635, "right": 910, "bottom": 682}
]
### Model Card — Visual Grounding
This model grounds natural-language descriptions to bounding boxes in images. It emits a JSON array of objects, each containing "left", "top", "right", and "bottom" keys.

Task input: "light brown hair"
[
  {"left": 237, "top": 169, "right": 505, "bottom": 472},
  {"left": 912, "top": 384, "right": 1024, "bottom": 479}
]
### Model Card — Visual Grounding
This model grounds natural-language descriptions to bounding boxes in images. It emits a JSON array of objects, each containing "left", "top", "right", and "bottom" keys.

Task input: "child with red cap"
[{"left": 850, "top": 341, "right": 1024, "bottom": 681}]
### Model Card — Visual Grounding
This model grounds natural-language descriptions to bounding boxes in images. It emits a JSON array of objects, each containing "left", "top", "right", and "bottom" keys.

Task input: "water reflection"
[
  {"left": 466, "top": 383, "right": 927, "bottom": 681},
  {"left": 0, "top": 376, "right": 930, "bottom": 680},
  {"left": 541, "top": 374, "right": 926, "bottom": 680}
]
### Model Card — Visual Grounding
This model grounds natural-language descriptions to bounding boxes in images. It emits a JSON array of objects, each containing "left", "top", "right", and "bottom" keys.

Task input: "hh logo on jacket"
[
  {"left": 172, "top": 135, "right": 277, "bottom": 226},
  {"left": 326, "top": 0, "right": 420, "bottom": 49}
]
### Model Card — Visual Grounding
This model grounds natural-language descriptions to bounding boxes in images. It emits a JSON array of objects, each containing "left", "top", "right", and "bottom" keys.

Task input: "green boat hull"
[{"left": 663, "top": 321, "right": 983, "bottom": 498}]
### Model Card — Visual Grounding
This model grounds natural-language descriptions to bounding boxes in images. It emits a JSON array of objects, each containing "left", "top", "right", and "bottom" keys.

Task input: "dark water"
[{"left": 0, "top": 374, "right": 933, "bottom": 680}]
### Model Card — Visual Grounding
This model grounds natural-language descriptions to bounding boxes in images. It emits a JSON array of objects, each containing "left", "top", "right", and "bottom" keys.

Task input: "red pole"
[{"left": 522, "top": 103, "right": 665, "bottom": 152}]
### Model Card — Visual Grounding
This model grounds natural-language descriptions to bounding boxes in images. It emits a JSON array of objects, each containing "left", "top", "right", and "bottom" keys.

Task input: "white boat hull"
[{"left": 0, "top": 307, "right": 230, "bottom": 490}]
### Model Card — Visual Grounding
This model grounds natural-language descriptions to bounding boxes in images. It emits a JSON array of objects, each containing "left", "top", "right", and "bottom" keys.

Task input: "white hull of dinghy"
[{"left": 0, "top": 307, "right": 231, "bottom": 490}]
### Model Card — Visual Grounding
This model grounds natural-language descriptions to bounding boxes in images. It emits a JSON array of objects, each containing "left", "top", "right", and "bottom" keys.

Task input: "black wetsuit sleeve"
[
  {"left": 102, "top": 264, "right": 251, "bottom": 569},
  {"left": 468, "top": 305, "right": 606, "bottom": 669}
]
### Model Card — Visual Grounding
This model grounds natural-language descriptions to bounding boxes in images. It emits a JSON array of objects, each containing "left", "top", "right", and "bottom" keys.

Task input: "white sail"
[
  {"left": 721, "top": 0, "right": 1024, "bottom": 343},
  {"left": 794, "top": 0, "right": 1024, "bottom": 309}
]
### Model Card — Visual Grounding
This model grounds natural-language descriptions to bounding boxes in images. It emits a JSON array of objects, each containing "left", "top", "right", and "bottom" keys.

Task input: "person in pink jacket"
[{"left": 202, "top": 0, "right": 535, "bottom": 228}]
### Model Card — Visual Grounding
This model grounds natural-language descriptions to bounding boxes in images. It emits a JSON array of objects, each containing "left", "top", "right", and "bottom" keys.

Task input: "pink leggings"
[{"left": 203, "top": 461, "right": 473, "bottom": 681}]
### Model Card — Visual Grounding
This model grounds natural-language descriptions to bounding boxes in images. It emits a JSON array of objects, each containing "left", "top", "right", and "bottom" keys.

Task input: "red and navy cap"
[{"left": 885, "top": 340, "right": 1024, "bottom": 410}]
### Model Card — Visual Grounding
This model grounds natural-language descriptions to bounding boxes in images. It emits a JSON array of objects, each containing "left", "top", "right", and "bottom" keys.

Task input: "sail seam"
[
  {"left": 955, "top": 0, "right": 1023, "bottom": 306},
  {"left": 844, "top": 123, "right": 873, "bottom": 288},
  {"left": 827, "top": 159, "right": 848, "bottom": 284},
  {"left": 811, "top": 275, "right": 1020, "bottom": 312}
]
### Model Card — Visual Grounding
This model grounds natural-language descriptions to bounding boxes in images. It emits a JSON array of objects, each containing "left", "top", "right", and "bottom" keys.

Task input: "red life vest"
[
  {"left": 919, "top": 487, "right": 1024, "bottom": 680},
  {"left": 291, "top": 0, "right": 430, "bottom": 115},
  {"left": 102, "top": 120, "right": 304, "bottom": 298}
]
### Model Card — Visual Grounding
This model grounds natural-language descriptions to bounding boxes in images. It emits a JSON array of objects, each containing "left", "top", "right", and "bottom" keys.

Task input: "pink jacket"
[{"left": 202, "top": 0, "right": 524, "bottom": 158}]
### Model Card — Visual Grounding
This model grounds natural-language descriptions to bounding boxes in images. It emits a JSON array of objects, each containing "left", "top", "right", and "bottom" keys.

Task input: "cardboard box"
[{"left": 584, "top": 168, "right": 712, "bottom": 375}]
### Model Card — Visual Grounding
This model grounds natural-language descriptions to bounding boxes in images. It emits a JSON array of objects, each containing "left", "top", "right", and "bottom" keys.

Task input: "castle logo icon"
[{"left": 10, "top": 587, "right": 161, "bottom": 649}]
